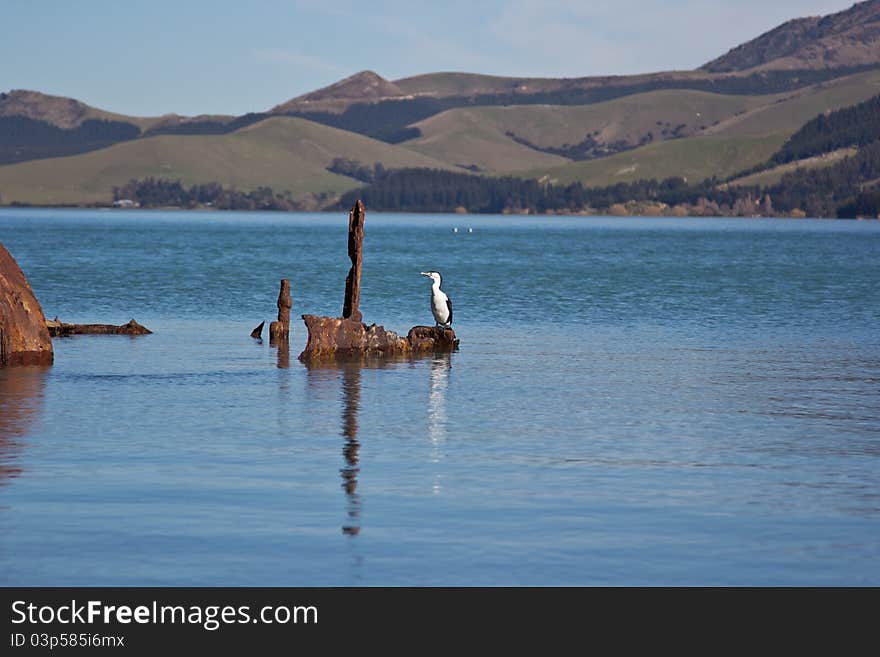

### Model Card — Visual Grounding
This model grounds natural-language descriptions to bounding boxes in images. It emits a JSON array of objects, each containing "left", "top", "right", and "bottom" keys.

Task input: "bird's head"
[{"left": 420, "top": 271, "right": 442, "bottom": 285}]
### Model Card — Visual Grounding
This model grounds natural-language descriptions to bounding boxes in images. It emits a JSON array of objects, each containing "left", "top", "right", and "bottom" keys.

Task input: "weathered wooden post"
[
  {"left": 269, "top": 278, "right": 292, "bottom": 343},
  {"left": 342, "top": 200, "right": 364, "bottom": 322}
]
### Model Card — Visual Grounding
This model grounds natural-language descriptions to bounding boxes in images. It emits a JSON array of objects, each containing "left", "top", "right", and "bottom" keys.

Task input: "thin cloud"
[
  {"left": 349, "top": 13, "right": 499, "bottom": 78},
  {"left": 253, "top": 48, "right": 346, "bottom": 76}
]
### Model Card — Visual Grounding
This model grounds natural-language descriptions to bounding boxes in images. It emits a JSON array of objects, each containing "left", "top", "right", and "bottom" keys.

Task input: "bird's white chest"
[{"left": 431, "top": 288, "right": 450, "bottom": 323}]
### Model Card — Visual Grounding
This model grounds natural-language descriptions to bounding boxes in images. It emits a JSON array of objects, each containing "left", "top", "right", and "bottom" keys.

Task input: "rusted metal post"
[
  {"left": 0, "top": 242, "right": 53, "bottom": 366},
  {"left": 269, "top": 278, "right": 292, "bottom": 343},
  {"left": 342, "top": 200, "right": 365, "bottom": 322}
]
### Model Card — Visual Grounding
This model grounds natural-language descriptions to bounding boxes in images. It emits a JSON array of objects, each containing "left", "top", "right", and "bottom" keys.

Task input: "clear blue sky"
[{"left": 2, "top": 0, "right": 857, "bottom": 116}]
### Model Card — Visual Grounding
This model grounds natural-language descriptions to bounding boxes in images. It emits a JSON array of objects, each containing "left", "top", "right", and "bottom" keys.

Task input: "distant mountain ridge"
[
  {"left": 4, "top": 2, "right": 879, "bottom": 132},
  {"left": 702, "top": 0, "right": 880, "bottom": 72},
  {"left": 272, "top": 70, "right": 410, "bottom": 114},
  {"left": 2, "top": 1, "right": 880, "bottom": 208},
  {"left": 0, "top": 89, "right": 236, "bottom": 132},
  {"left": 258, "top": 3, "right": 880, "bottom": 142},
  {"left": 0, "top": 89, "right": 233, "bottom": 132},
  {"left": 269, "top": 2, "right": 880, "bottom": 114},
  {"left": 0, "top": 89, "right": 138, "bottom": 129},
  {"left": 0, "top": 90, "right": 241, "bottom": 164}
]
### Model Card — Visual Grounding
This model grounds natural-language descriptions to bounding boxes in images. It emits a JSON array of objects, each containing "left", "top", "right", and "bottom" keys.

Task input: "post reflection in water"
[
  {"left": 339, "top": 363, "right": 362, "bottom": 536},
  {"left": 272, "top": 341, "right": 290, "bottom": 370},
  {"left": 0, "top": 366, "right": 49, "bottom": 486},
  {"left": 303, "top": 357, "right": 369, "bottom": 538},
  {"left": 302, "top": 352, "right": 454, "bottom": 539},
  {"left": 268, "top": 340, "right": 292, "bottom": 437}
]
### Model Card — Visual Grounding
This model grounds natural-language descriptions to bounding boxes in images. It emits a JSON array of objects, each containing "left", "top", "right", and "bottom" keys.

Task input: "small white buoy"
[
  {"left": 467, "top": 227, "right": 473, "bottom": 233},
  {"left": 452, "top": 227, "right": 459, "bottom": 233}
]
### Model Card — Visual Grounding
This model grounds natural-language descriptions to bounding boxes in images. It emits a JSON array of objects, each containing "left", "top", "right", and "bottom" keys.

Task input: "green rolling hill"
[
  {"left": 723, "top": 148, "right": 858, "bottom": 187},
  {"left": 702, "top": 69, "right": 880, "bottom": 138},
  {"left": 3, "top": 65, "right": 879, "bottom": 204},
  {"left": 399, "top": 89, "right": 771, "bottom": 173},
  {"left": 524, "top": 135, "right": 786, "bottom": 187},
  {"left": 0, "top": 116, "right": 450, "bottom": 205},
  {"left": 399, "top": 108, "right": 569, "bottom": 172},
  {"left": 521, "top": 69, "right": 880, "bottom": 187}
]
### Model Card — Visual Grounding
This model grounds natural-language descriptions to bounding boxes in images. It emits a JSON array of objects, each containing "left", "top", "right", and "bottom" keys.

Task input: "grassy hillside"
[
  {"left": 519, "top": 69, "right": 880, "bottom": 187},
  {"left": 400, "top": 89, "right": 769, "bottom": 172},
  {"left": 525, "top": 135, "right": 787, "bottom": 187},
  {"left": 5, "top": 8, "right": 880, "bottom": 208},
  {"left": 724, "top": 147, "right": 857, "bottom": 187},
  {"left": 400, "top": 108, "right": 569, "bottom": 172},
  {"left": 0, "top": 116, "right": 450, "bottom": 205},
  {"left": 705, "top": 69, "right": 880, "bottom": 137},
  {"left": 462, "top": 90, "right": 765, "bottom": 145}
]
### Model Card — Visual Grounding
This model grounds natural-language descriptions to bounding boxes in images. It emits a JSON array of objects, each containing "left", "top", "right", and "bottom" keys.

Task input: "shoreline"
[{"left": 0, "top": 204, "right": 875, "bottom": 220}]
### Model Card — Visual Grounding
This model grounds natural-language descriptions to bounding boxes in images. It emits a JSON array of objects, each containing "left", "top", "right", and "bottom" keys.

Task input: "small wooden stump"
[
  {"left": 269, "top": 278, "right": 292, "bottom": 344},
  {"left": 250, "top": 321, "right": 265, "bottom": 339}
]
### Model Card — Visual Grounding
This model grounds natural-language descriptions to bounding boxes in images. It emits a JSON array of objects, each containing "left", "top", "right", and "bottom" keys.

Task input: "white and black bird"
[{"left": 420, "top": 271, "right": 453, "bottom": 329}]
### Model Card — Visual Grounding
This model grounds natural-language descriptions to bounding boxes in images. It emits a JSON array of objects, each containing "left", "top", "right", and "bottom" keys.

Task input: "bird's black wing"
[{"left": 446, "top": 296, "right": 453, "bottom": 325}]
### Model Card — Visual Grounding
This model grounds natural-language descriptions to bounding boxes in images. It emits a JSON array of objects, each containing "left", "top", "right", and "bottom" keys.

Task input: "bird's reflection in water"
[
  {"left": 427, "top": 353, "right": 451, "bottom": 495},
  {"left": 0, "top": 366, "right": 49, "bottom": 486}
]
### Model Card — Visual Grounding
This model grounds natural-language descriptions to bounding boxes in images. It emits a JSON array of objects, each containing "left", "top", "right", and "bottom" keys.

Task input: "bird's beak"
[{"left": 420, "top": 272, "right": 430, "bottom": 277}]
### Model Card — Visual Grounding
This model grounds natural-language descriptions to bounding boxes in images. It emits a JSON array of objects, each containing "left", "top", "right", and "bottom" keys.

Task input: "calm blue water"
[{"left": 1, "top": 208, "right": 878, "bottom": 585}]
